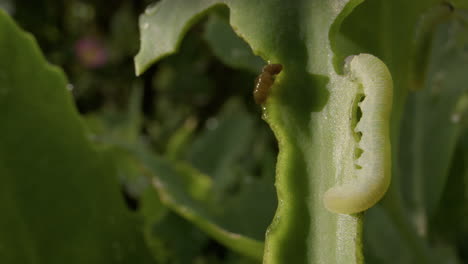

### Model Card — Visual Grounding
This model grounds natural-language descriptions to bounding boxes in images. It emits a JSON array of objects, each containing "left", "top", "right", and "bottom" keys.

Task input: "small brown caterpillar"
[{"left": 253, "top": 64, "right": 283, "bottom": 104}]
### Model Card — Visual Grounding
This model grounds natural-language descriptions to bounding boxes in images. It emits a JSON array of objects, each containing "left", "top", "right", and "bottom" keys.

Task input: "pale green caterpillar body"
[{"left": 324, "top": 54, "right": 393, "bottom": 214}]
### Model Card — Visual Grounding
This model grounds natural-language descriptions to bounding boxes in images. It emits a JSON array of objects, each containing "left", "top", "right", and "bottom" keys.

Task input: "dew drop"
[
  {"left": 261, "top": 106, "right": 268, "bottom": 120},
  {"left": 206, "top": 118, "right": 218, "bottom": 130},
  {"left": 451, "top": 93, "right": 468, "bottom": 124},
  {"left": 66, "top": 83, "right": 74, "bottom": 91},
  {"left": 451, "top": 113, "right": 460, "bottom": 124}
]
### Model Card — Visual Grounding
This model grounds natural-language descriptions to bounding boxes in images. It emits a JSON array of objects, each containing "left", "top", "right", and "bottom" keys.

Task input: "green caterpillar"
[{"left": 324, "top": 54, "right": 393, "bottom": 214}]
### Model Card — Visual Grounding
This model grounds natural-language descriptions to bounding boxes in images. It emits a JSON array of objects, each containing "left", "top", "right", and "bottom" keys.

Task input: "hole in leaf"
[
  {"left": 352, "top": 93, "right": 365, "bottom": 170},
  {"left": 356, "top": 95, "right": 365, "bottom": 123},
  {"left": 121, "top": 186, "right": 140, "bottom": 211},
  {"left": 354, "top": 147, "right": 364, "bottom": 169},
  {"left": 354, "top": 147, "right": 364, "bottom": 160},
  {"left": 356, "top": 131, "right": 363, "bottom": 141},
  {"left": 351, "top": 93, "right": 365, "bottom": 142}
]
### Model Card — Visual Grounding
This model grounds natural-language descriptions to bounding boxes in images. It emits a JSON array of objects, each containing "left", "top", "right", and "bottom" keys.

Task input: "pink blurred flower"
[{"left": 75, "top": 36, "right": 108, "bottom": 68}]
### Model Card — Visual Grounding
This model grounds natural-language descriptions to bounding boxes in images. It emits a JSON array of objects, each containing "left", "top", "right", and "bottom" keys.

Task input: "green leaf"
[
  {"left": 140, "top": 189, "right": 209, "bottom": 264},
  {"left": 133, "top": 150, "right": 265, "bottom": 261},
  {"left": 84, "top": 92, "right": 214, "bottom": 263},
  {"left": 363, "top": 206, "right": 413, "bottom": 264},
  {"left": 400, "top": 19, "right": 468, "bottom": 220},
  {"left": 338, "top": 0, "right": 439, "bottom": 99},
  {"left": 429, "top": 138, "right": 468, "bottom": 259},
  {"left": 134, "top": 0, "right": 221, "bottom": 75},
  {"left": 204, "top": 13, "right": 264, "bottom": 73},
  {"left": 126, "top": 100, "right": 276, "bottom": 261},
  {"left": 186, "top": 100, "right": 255, "bottom": 199},
  {"left": 0, "top": 10, "right": 154, "bottom": 263},
  {"left": 85, "top": 82, "right": 144, "bottom": 146},
  {"left": 417, "top": 18, "right": 468, "bottom": 258},
  {"left": 185, "top": 100, "right": 277, "bottom": 240},
  {"left": 84, "top": 82, "right": 270, "bottom": 262}
]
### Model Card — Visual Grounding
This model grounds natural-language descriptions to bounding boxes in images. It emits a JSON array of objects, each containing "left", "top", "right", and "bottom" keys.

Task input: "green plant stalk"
[{"left": 262, "top": 53, "right": 394, "bottom": 264}]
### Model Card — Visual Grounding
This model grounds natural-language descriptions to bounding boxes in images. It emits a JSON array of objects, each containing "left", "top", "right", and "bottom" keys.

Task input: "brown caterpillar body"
[{"left": 254, "top": 64, "right": 283, "bottom": 104}]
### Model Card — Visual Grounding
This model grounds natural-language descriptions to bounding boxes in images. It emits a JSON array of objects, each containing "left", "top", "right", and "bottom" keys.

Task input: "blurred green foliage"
[
  {"left": 1, "top": 0, "right": 276, "bottom": 263},
  {"left": 1, "top": 0, "right": 468, "bottom": 263}
]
